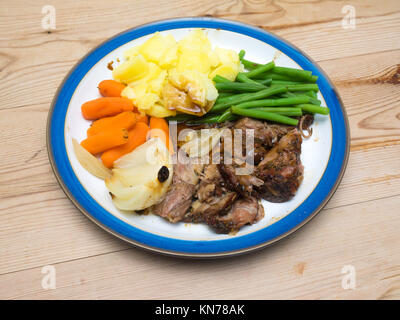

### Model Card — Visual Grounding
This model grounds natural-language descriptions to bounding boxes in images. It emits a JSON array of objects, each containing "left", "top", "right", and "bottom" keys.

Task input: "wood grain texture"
[{"left": 0, "top": 0, "right": 399, "bottom": 299}]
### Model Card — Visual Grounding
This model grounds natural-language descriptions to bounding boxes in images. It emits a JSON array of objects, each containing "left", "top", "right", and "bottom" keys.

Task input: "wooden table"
[{"left": 1, "top": 0, "right": 399, "bottom": 300}]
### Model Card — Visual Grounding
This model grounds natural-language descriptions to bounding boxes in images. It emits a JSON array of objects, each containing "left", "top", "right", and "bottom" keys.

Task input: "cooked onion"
[
  {"left": 105, "top": 138, "right": 173, "bottom": 211},
  {"left": 72, "top": 138, "right": 112, "bottom": 180},
  {"left": 181, "top": 128, "right": 224, "bottom": 158}
]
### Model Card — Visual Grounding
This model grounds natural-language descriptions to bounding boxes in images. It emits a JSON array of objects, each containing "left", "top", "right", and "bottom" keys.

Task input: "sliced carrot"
[
  {"left": 101, "top": 122, "right": 150, "bottom": 168},
  {"left": 81, "top": 97, "right": 134, "bottom": 120},
  {"left": 87, "top": 111, "right": 137, "bottom": 137},
  {"left": 149, "top": 117, "right": 172, "bottom": 152},
  {"left": 81, "top": 128, "right": 129, "bottom": 154},
  {"left": 135, "top": 112, "right": 149, "bottom": 125},
  {"left": 98, "top": 80, "right": 126, "bottom": 97}
]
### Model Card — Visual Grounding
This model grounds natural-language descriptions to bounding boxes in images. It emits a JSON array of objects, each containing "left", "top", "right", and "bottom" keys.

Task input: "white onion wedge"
[
  {"left": 72, "top": 138, "right": 112, "bottom": 180},
  {"left": 105, "top": 138, "right": 173, "bottom": 211},
  {"left": 181, "top": 128, "right": 224, "bottom": 158}
]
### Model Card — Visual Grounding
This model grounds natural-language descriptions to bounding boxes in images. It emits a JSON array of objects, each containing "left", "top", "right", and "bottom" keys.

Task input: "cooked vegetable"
[
  {"left": 149, "top": 117, "right": 172, "bottom": 151},
  {"left": 249, "top": 107, "right": 303, "bottom": 117},
  {"left": 101, "top": 122, "right": 150, "bottom": 168},
  {"left": 105, "top": 138, "right": 173, "bottom": 211},
  {"left": 276, "top": 84, "right": 319, "bottom": 92},
  {"left": 215, "top": 82, "right": 267, "bottom": 92},
  {"left": 217, "top": 92, "right": 235, "bottom": 99},
  {"left": 236, "top": 73, "right": 271, "bottom": 86},
  {"left": 272, "top": 66, "right": 316, "bottom": 82},
  {"left": 217, "top": 109, "right": 234, "bottom": 123},
  {"left": 231, "top": 106, "right": 299, "bottom": 126},
  {"left": 81, "top": 128, "right": 129, "bottom": 154},
  {"left": 244, "top": 61, "right": 275, "bottom": 78},
  {"left": 296, "top": 104, "right": 330, "bottom": 115},
  {"left": 87, "top": 111, "right": 137, "bottom": 137},
  {"left": 180, "top": 128, "right": 224, "bottom": 158},
  {"left": 213, "top": 75, "right": 231, "bottom": 83},
  {"left": 81, "top": 97, "right": 134, "bottom": 120},
  {"left": 238, "top": 50, "right": 246, "bottom": 60},
  {"left": 135, "top": 112, "right": 149, "bottom": 124},
  {"left": 114, "top": 30, "right": 240, "bottom": 117},
  {"left": 271, "top": 80, "right": 303, "bottom": 86},
  {"left": 254, "top": 78, "right": 273, "bottom": 85},
  {"left": 210, "top": 86, "right": 288, "bottom": 113},
  {"left": 234, "top": 96, "right": 310, "bottom": 109},
  {"left": 163, "top": 69, "right": 218, "bottom": 115},
  {"left": 282, "top": 92, "right": 321, "bottom": 106},
  {"left": 98, "top": 80, "right": 126, "bottom": 97},
  {"left": 72, "top": 138, "right": 111, "bottom": 180},
  {"left": 187, "top": 114, "right": 220, "bottom": 124},
  {"left": 256, "top": 72, "right": 293, "bottom": 81},
  {"left": 241, "top": 58, "right": 260, "bottom": 70}
]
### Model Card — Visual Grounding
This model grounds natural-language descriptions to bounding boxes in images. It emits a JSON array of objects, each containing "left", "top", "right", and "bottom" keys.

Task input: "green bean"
[
  {"left": 213, "top": 75, "right": 231, "bottom": 83},
  {"left": 281, "top": 92, "right": 321, "bottom": 106},
  {"left": 215, "top": 92, "right": 250, "bottom": 104},
  {"left": 231, "top": 106, "right": 299, "bottom": 126},
  {"left": 210, "top": 86, "right": 289, "bottom": 113},
  {"left": 217, "top": 109, "right": 233, "bottom": 123},
  {"left": 282, "top": 84, "right": 320, "bottom": 92},
  {"left": 167, "top": 114, "right": 197, "bottom": 122},
  {"left": 272, "top": 66, "right": 315, "bottom": 82},
  {"left": 186, "top": 114, "right": 220, "bottom": 124},
  {"left": 235, "top": 96, "right": 310, "bottom": 109},
  {"left": 238, "top": 50, "right": 246, "bottom": 60},
  {"left": 244, "top": 61, "right": 275, "bottom": 78},
  {"left": 249, "top": 107, "right": 303, "bottom": 117},
  {"left": 236, "top": 73, "right": 263, "bottom": 85},
  {"left": 241, "top": 58, "right": 260, "bottom": 70},
  {"left": 302, "top": 91, "right": 321, "bottom": 105},
  {"left": 215, "top": 82, "right": 267, "bottom": 92},
  {"left": 255, "top": 72, "right": 293, "bottom": 81},
  {"left": 296, "top": 104, "right": 330, "bottom": 115},
  {"left": 254, "top": 78, "right": 273, "bottom": 86},
  {"left": 271, "top": 80, "right": 303, "bottom": 86},
  {"left": 217, "top": 92, "right": 235, "bottom": 99}
]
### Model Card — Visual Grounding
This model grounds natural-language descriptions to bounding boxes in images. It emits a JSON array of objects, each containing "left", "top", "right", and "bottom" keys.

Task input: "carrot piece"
[
  {"left": 98, "top": 80, "right": 126, "bottom": 97},
  {"left": 81, "top": 97, "right": 134, "bottom": 120},
  {"left": 81, "top": 128, "right": 129, "bottom": 154},
  {"left": 101, "top": 122, "right": 150, "bottom": 168},
  {"left": 87, "top": 111, "right": 137, "bottom": 137},
  {"left": 135, "top": 112, "right": 149, "bottom": 125},
  {"left": 149, "top": 117, "right": 172, "bottom": 151}
]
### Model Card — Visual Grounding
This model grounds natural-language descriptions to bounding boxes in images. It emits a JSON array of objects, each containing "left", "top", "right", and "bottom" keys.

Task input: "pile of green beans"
[{"left": 168, "top": 49, "right": 329, "bottom": 126}]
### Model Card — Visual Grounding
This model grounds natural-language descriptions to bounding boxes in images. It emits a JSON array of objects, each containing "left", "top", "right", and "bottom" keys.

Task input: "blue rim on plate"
[{"left": 47, "top": 17, "right": 350, "bottom": 258}]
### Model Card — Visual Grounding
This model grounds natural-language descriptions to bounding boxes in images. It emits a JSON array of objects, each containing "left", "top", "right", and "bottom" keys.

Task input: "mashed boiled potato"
[{"left": 112, "top": 29, "right": 241, "bottom": 117}]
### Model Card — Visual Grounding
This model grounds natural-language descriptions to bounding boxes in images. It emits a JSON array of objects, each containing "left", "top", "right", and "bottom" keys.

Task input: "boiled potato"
[
  {"left": 139, "top": 33, "right": 176, "bottom": 65},
  {"left": 113, "top": 29, "right": 240, "bottom": 117},
  {"left": 112, "top": 54, "right": 149, "bottom": 83}
]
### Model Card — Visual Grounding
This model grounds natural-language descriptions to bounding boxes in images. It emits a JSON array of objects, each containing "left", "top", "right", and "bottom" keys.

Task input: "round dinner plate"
[{"left": 47, "top": 17, "right": 349, "bottom": 258}]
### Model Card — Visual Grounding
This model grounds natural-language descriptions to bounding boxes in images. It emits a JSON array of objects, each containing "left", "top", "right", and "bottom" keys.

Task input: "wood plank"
[
  {"left": 2, "top": 1, "right": 399, "bottom": 41},
  {"left": 1, "top": 195, "right": 398, "bottom": 299},
  {"left": 1, "top": 0, "right": 399, "bottom": 300},
  {"left": 1, "top": 141, "right": 399, "bottom": 275},
  {"left": 268, "top": 10, "right": 400, "bottom": 62},
  {"left": 1, "top": 2, "right": 400, "bottom": 112}
]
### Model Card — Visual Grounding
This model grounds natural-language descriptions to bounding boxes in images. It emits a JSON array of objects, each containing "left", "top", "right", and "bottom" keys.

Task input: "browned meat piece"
[
  {"left": 152, "top": 158, "right": 204, "bottom": 223},
  {"left": 184, "top": 164, "right": 237, "bottom": 222},
  {"left": 234, "top": 117, "right": 292, "bottom": 149},
  {"left": 218, "top": 163, "right": 263, "bottom": 197},
  {"left": 205, "top": 197, "right": 265, "bottom": 234},
  {"left": 256, "top": 129, "right": 304, "bottom": 202}
]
